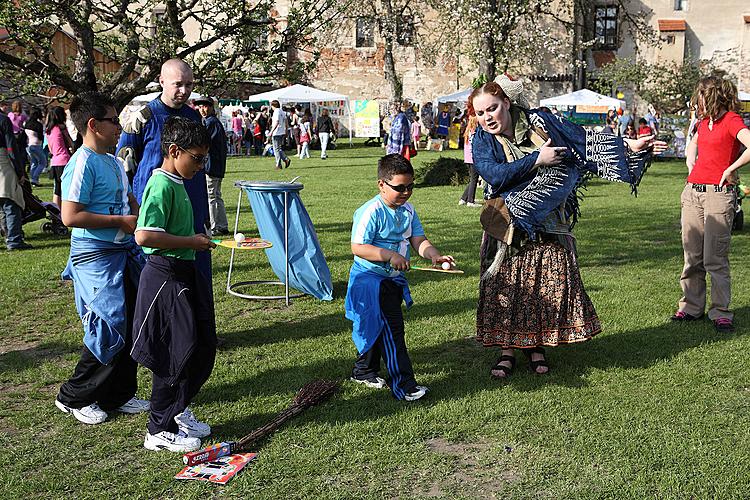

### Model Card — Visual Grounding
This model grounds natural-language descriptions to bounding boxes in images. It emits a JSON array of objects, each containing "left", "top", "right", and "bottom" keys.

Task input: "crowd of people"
[
  {"left": 2, "top": 59, "right": 748, "bottom": 457},
  {"left": 222, "top": 103, "right": 338, "bottom": 161}
]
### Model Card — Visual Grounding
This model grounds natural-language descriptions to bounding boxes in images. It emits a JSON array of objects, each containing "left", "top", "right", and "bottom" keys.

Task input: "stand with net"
[{"left": 226, "top": 181, "right": 305, "bottom": 306}]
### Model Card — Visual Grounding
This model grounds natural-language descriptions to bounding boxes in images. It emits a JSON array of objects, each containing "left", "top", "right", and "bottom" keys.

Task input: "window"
[
  {"left": 397, "top": 16, "right": 415, "bottom": 46},
  {"left": 664, "top": 34, "right": 675, "bottom": 44},
  {"left": 594, "top": 6, "right": 618, "bottom": 49},
  {"left": 150, "top": 8, "right": 166, "bottom": 37},
  {"left": 355, "top": 18, "right": 375, "bottom": 48},
  {"left": 674, "top": 0, "right": 687, "bottom": 11}
]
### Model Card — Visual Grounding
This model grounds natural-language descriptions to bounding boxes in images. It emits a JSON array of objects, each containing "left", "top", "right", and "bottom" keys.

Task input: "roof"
[
  {"left": 244, "top": 84, "right": 349, "bottom": 103},
  {"left": 436, "top": 88, "right": 471, "bottom": 104},
  {"left": 539, "top": 89, "right": 626, "bottom": 109},
  {"left": 658, "top": 19, "right": 687, "bottom": 32}
]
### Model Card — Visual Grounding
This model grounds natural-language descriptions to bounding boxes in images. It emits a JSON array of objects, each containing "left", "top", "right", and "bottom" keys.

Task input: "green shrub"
[{"left": 415, "top": 156, "right": 468, "bottom": 186}]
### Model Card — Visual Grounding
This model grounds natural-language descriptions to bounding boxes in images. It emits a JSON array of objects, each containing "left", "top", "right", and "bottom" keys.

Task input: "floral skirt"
[{"left": 476, "top": 237, "right": 601, "bottom": 348}]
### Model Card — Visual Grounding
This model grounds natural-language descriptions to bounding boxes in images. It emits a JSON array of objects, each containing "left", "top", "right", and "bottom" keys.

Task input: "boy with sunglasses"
[
  {"left": 346, "top": 154, "right": 454, "bottom": 401},
  {"left": 131, "top": 116, "right": 217, "bottom": 452},
  {"left": 56, "top": 92, "right": 150, "bottom": 425}
]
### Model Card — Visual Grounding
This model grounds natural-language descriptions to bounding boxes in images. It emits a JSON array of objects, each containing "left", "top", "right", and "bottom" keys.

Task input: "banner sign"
[{"left": 352, "top": 100, "right": 380, "bottom": 138}]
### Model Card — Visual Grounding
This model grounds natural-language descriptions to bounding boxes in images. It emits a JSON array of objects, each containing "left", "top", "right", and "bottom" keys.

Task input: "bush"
[{"left": 415, "top": 157, "right": 468, "bottom": 186}]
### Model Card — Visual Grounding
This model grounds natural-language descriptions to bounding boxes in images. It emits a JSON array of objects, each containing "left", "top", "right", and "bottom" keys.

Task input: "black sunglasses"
[
  {"left": 96, "top": 116, "right": 121, "bottom": 126},
  {"left": 176, "top": 145, "right": 209, "bottom": 165},
  {"left": 384, "top": 180, "right": 415, "bottom": 193}
]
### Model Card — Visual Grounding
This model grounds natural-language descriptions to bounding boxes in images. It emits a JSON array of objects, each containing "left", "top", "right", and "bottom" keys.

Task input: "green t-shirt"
[{"left": 136, "top": 169, "right": 195, "bottom": 260}]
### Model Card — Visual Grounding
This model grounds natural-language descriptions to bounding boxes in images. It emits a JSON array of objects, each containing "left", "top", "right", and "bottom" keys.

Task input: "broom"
[{"left": 183, "top": 379, "right": 340, "bottom": 465}]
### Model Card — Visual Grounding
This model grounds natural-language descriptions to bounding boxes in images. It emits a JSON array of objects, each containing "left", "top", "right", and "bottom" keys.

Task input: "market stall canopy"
[
  {"left": 539, "top": 89, "right": 626, "bottom": 112},
  {"left": 244, "top": 84, "right": 349, "bottom": 104},
  {"left": 739, "top": 91, "right": 750, "bottom": 101},
  {"left": 436, "top": 88, "right": 472, "bottom": 104}
]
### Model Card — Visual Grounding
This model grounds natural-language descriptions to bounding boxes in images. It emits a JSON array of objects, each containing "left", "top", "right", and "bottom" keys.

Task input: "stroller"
[{"left": 21, "top": 182, "right": 68, "bottom": 236}]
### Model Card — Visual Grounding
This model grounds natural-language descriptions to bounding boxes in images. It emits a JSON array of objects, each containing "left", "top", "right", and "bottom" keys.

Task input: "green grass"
[{"left": 2, "top": 142, "right": 749, "bottom": 499}]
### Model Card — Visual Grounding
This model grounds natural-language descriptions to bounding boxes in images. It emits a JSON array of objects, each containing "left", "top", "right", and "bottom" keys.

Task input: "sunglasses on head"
[
  {"left": 176, "top": 145, "right": 209, "bottom": 165},
  {"left": 384, "top": 180, "right": 415, "bottom": 193}
]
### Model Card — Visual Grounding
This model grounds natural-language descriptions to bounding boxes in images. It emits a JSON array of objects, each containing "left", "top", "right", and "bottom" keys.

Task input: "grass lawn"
[{"left": 1, "top": 142, "right": 749, "bottom": 499}]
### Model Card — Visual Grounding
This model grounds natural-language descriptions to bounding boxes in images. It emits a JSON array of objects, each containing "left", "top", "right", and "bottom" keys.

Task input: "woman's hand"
[
  {"left": 719, "top": 167, "right": 738, "bottom": 187},
  {"left": 535, "top": 139, "right": 568, "bottom": 166},
  {"left": 628, "top": 135, "right": 668, "bottom": 154}
]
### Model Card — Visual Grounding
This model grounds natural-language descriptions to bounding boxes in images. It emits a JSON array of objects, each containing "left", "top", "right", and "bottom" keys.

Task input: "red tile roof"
[{"left": 658, "top": 19, "right": 687, "bottom": 31}]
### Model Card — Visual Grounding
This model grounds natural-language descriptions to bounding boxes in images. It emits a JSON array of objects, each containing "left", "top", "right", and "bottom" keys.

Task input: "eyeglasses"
[
  {"left": 384, "top": 180, "right": 414, "bottom": 193},
  {"left": 176, "top": 145, "right": 209, "bottom": 165},
  {"left": 96, "top": 116, "right": 121, "bottom": 126}
]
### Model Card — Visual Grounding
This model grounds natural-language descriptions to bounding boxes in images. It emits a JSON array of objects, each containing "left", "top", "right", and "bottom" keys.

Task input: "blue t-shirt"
[
  {"left": 61, "top": 146, "right": 132, "bottom": 243},
  {"left": 350, "top": 195, "right": 425, "bottom": 277}
]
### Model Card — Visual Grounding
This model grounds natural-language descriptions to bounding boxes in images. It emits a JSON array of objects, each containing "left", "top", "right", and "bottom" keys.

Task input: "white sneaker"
[
  {"left": 350, "top": 376, "right": 387, "bottom": 389},
  {"left": 116, "top": 397, "right": 150, "bottom": 414},
  {"left": 404, "top": 385, "right": 429, "bottom": 402},
  {"left": 174, "top": 407, "right": 211, "bottom": 438},
  {"left": 458, "top": 199, "right": 467, "bottom": 205},
  {"left": 143, "top": 431, "right": 201, "bottom": 452},
  {"left": 466, "top": 202, "right": 482, "bottom": 208},
  {"left": 55, "top": 399, "right": 108, "bottom": 425}
]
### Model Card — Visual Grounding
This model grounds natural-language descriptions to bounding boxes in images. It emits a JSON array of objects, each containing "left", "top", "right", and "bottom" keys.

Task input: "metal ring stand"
[{"left": 225, "top": 182, "right": 305, "bottom": 306}]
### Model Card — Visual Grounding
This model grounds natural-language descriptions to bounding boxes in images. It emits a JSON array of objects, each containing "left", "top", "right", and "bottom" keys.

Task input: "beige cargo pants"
[{"left": 678, "top": 183, "right": 737, "bottom": 320}]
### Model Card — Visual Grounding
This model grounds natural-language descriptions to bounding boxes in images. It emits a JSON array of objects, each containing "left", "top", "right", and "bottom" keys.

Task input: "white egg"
[
  {"left": 441, "top": 261, "right": 451, "bottom": 270},
  {"left": 234, "top": 232, "right": 246, "bottom": 243}
]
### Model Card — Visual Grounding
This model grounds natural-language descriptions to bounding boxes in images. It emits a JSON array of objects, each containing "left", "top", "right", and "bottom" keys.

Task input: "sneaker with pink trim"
[
  {"left": 670, "top": 311, "right": 703, "bottom": 321},
  {"left": 713, "top": 318, "right": 735, "bottom": 333}
]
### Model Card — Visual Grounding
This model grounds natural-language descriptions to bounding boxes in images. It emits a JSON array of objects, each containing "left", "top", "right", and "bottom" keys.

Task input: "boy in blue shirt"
[
  {"left": 55, "top": 92, "right": 149, "bottom": 425},
  {"left": 345, "top": 154, "right": 454, "bottom": 401},
  {"left": 131, "top": 117, "right": 217, "bottom": 453}
]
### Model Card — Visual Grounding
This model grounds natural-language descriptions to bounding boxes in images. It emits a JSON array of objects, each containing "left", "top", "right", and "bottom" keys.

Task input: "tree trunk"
[
  {"left": 478, "top": 33, "right": 496, "bottom": 81},
  {"left": 383, "top": 37, "right": 402, "bottom": 102}
]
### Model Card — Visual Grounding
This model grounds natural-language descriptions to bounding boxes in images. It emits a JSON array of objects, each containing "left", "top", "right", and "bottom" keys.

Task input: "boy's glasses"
[
  {"left": 384, "top": 180, "right": 414, "bottom": 193},
  {"left": 176, "top": 145, "right": 209, "bottom": 165},
  {"left": 96, "top": 116, "right": 121, "bottom": 126}
]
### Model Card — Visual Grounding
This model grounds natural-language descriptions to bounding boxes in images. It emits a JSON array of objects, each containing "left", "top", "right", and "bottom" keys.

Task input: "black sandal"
[
  {"left": 523, "top": 347, "right": 549, "bottom": 375},
  {"left": 490, "top": 354, "right": 516, "bottom": 379}
]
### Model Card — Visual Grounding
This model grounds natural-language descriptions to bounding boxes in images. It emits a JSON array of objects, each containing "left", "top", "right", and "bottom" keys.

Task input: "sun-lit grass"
[{"left": 1, "top": 142, "right": 749, "bottom": 498}]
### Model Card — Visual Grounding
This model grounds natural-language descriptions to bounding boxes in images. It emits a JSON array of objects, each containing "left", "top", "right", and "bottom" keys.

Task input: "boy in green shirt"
[{"left": 131, "top": 116, "right": 217, "bottom": 452}]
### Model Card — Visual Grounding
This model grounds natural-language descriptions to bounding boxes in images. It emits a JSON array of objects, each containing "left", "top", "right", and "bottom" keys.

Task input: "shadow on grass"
[
  {"left": 0, "top": 340, "right": 78, "bottom": 375},
  {"left": 205, "top": 307, "right": 747, "bottom": 440}
]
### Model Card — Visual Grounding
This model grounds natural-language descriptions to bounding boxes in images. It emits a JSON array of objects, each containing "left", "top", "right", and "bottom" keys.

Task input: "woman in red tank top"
[{"left": 671, "top": 77, "right": 750, "bottom": 332}]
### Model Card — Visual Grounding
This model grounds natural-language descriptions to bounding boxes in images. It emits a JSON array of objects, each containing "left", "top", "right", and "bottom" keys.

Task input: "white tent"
[
  {"left": 436, "top": 88, "right": 472, "bottom": 104},
  {"left": 739, "top": 91, "right": 750, "bottom": 101},
  {"left": 539, "top": 89, "right": 626, "bottom": 111},
  {"left": 244, "top": 84, "right": 353, "bottom": 143}
]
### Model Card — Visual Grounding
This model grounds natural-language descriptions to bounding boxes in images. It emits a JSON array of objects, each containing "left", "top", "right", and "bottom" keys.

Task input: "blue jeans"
[
  {"left": 272, "top": 135, "right": 288, "bottom": 167},
  {"left": 0, "top": 198, "right": 24, "bottom": 248},
  {"left": 27, "top": 145, "right": 47, "bottom": 183}
]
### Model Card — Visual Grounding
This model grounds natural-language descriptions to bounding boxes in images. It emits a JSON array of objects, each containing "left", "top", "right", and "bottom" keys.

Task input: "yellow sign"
[
  {"left": 576, "top": 105, "right": 609, "bottom": 114},
  {"left": 740, "top": 101, "right": 750, "bottom": 113},
  {"left": 353, "top": 100, "right": 380, "bottom": 138}
]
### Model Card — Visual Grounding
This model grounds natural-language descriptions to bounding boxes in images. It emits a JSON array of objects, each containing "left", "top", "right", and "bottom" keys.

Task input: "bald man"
[{"left": 116, "top": 59, "right": 212, "bottom": 281}]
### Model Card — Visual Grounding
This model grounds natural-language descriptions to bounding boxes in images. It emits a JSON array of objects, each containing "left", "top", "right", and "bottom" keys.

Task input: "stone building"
[{"left": 280, "top": 0, "right": 750, "bottom": 105}]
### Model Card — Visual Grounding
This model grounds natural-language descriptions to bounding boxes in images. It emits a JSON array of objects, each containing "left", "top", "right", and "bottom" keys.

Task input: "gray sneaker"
[
  {"left": 55, "top": 399, "right": 108, "bottom": 425},
  {"left": 144, "top": 431, "right": 201, "bottom": 452},
  {"left": 404, "top": 385, "right": 429, "bottom": 402},
  {"left": 350, "top": 376, "right": 387, "bottom": 389},
  {"left": 174, "top": 407, "right": 211, "bottom": 438},
  {"left": 116, "top": 397, "right": 150, "bottom": 414}
]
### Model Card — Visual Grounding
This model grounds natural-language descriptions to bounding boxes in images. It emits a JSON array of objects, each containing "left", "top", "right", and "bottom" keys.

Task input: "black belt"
[{"left": 690, "top": 183, "right": 728, "bottom": 193}]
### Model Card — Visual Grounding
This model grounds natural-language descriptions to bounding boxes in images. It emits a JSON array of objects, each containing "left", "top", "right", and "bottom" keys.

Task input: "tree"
[
  {"left": 425, "top": 0, "right": 571, "bottom": 83},
  {"left": 590, "top": 57, "right": 710, "bottom": 114},
  {"left": 0, "top": 0, "right": 345, "bottom": 109},
  {"left": 331, "top": 0, "right": 425, "bottom": 102}
]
